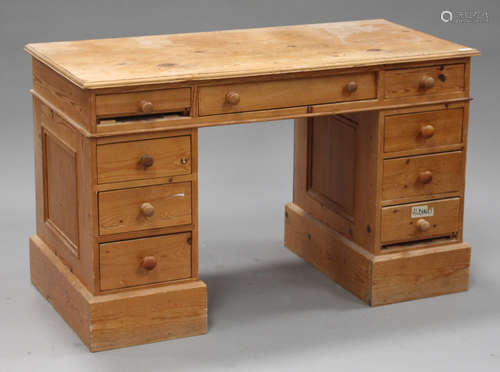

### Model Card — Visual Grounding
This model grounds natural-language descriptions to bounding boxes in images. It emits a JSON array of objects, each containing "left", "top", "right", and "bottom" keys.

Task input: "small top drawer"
[
  {"left": 384, "top": 64, "right": 465, "bottom": 99},
  {"left": 96, "top": 88, "right": 191, "bottom": 118},
  {"left": 97, "top": 136, "right": 191, "bottom": 184},
  {"left": 198, "top": 72, "right": 377, "bottom": 116},
  {"left": 384, "top": 107, "right": 464, "bottom": 153}
]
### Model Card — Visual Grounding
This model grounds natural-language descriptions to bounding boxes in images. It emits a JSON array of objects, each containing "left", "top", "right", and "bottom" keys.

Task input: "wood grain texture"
[
  {"left": 382, "top": 151, "right": 463, "bottom": 201},
  {"left": 25, "top": 20, "right": 478, "bottom": 89},
  {"left": 93, "top": 88, "right": 472, "bottom": 136},
  {"left": 284, "top": 206, "right": 471, "bottom": 306},
  {"left": 27, "top": 20, "right": 478, "bottom": 349},
  {"left": 381, "top": 197, "right": 460, "bottom": 244},
  {"left": 384, "top": 64, "right": 465, "bottom": 99},
  {"left": 371, "top": 243, "right": 470, "bottom": 306},
  {"left": 97, "top": 135, "right": 191, "bottom": 184},
  {"left": 98, "top": 182, "right": 192, "bottom": 235},
  {"left": 384, "top": 107, "right": 464, "bottom": 153},
  {"left": 43, "top": 130, "right": 79, "bottom": 252},
  {"left": 90, "top": 280, "right": 207, "bottom": 351},
  {"left": 293, "top": 118, "right": 353, "bottom": 241},
  {"left": 350, "top": 111, "right": 382, "bottom": 253},
  {"left": 33, "top": 97, "right": 97, "bottom": 292},
  {"left": 30, "top": 235, "right": 207, "bottom": 352},
  {"left": 198, "top": 72, "right": 376, "bottom": 115},
  {"left": 100, "top": 233, "right": 192, "bottom": 290},
  {"left": 308, "top": 115, "right": 356, "bottom": 217},
  {"left": 294, "top": 112, "right": 381, "bottom": 253},
  {"left": 30, "top": 235, "right": 92, "bottom": 346},
  {"left": 32, "top": 59, "right": 91, "bottom": 130},
  {"left": 96, "top": 88, "right": 191, "bottom": 118},
  {"left": 284, "top": 202, "right": 372, "bottom": 303}
]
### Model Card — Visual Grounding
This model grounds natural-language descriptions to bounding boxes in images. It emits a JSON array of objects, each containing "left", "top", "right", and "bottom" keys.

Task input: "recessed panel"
[
  {"left": 307, "top": 116, "right": 356, "bottom": 217},
  {"left": 44, "top": 131, "right": 79, "bottom": 254}
]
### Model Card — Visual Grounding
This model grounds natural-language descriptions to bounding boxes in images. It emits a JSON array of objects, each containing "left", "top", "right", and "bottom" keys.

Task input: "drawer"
[
  {"left": 198, "top": 72, "right": 377, "bottom": 116},
  {"left": 381, "top": 198, "right": 460, "bottom": 244},
  {"left": 384, "top": 64, "right": 465, "bottom": 99},
  {"left": 99, "top": 182, "right": 192, "bottom": 235},
  {"left": 382, "top": 151, "right": 463, "bottom": 201},
  {"left": 97, "top": 136, "right": 191, "bottom": 184},
  {"left": 99, "top": 232, "right": 192, "bottom": 290},
  {"left": 96, "top": 88, "right": 191, "bottom": 118},
  {"left": 384, "top": 108, "right": 464, "bottom": 153}
]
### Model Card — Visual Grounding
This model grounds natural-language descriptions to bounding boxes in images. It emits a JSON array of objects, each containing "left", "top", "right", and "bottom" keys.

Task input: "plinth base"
[
  {"left": 29, "top": 235, "right": 207, "bottom": 351},
  {"left": 284, "top": 203, "right": 471, "bottom": 306}
]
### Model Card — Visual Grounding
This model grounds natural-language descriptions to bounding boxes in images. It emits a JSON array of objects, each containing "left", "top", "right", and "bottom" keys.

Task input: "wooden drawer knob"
[
  {"left": 140, "top": 154, "right": 154, "bottom": 168},
  {"left": 140, "top": 100, "right": 154, "bottom": 113},
  {"left": 225, "top": 91, "right": 240, "bottom": 105},
  {"left": 417, "top": 170, "right": 433, "bottom": 184},
  {"left": 180, "top": 157, "right": 189, "bottom": 165},
  {"left": 419, "top": 76, "right": 435, "bottom": 90},
  {"left": 345, "top": 81, "right": 358, "bottom": 93},
  {"left": 141, "top": 256, "right": 157, "bottom": 270},
  {"left": 140, "top": 202, "right": 155, "bottom": 217},
  {"left": 416, "top": 218, "right": 432, "bottom": 232},
  {"left": 420, "top": 125, "right": 435, "bottom": 139}
]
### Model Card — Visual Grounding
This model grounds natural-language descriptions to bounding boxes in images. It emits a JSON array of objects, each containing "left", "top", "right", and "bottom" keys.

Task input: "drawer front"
[
  {"left": 96, "top": 88, "right": 191, "bottom": 118},
  {"left": 100, "top": 232, "right": 192, "bottom": 290},
  {"left": 99, "top": 182, "right": 192, "bottom": 235},
  {"left": 384, "top": 108, "right": 464, "bottom": 153},
  {"left": 97, "top": 136, "right": 191, "bottom": 184},
  {"left": 384, "top": 64, "right": 465, "bottom": 99},
  {"left": 198, "top": 72, "right": 377, "bottom": 116},
  {"left": 382, "top": 151, "right": 463, "bottom": 201},
  {"left": 381, "top": 198, "right": 460, "bottom": 244}
]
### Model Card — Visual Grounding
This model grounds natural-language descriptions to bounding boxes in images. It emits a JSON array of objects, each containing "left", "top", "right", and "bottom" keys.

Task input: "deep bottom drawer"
[
  {"left": 381, "top": 198, "right": 460, "bottom": 244},
  {"left": 100, "top": 233, "right": 192, "bottom": 290}
]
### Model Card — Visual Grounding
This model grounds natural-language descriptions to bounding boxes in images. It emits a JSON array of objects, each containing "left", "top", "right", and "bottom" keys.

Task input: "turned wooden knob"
[
  {"left": 416, "top": 218, "right": 432, "bottom": 232},
  {"left": 345, "top": 81, "right": 358, "bottom": 93},
  {"left": 419, "top": 76, "right": 435, "bottom": 90},
  {"left": 140, "top": 154, "right": 154, "bottom": 168},
  {"left": 225, "top": 91, "right": 240, "bottom": 105},
  {"left": 141, "top": 256, "right": 157, "bottom": 270},
  {"left": 140, "top": 100, "right": 154, "bottom": 113},
  {"left": 420, "top": 124, "right": 435, "bottom": 139},
  {"left": 140, "top": 202, "right": 155, "bottom": 217},
  {"left": 417, "top": 170, "right": 433, "bottom": 184},
  {"left": 180, "top": 157, "right": 189, "bottom": 165}
]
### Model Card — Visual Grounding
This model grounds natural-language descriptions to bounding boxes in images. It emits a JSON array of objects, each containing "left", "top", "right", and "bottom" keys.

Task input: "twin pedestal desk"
[{"left": 25, "top": 19, "right": 480, "bottom": 351}]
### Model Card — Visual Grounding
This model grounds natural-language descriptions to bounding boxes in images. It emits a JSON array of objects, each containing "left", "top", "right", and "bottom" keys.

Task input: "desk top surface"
[{"left": 25, "top": 19, "right": 479, "bottom": 89}]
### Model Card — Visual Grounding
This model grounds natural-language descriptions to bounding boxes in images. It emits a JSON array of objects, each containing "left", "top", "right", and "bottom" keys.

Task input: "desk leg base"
[
  {"left": 284, "top": 203, "right": 471, "bottom": 306},
  {"left": 29, "top": 235, "right": 207, "bottom": 352}
]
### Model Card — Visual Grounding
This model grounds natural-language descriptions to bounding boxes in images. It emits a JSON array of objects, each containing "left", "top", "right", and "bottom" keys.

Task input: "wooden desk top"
[{"left": 25, "top": 19, "right": 479, "bottom": 89}]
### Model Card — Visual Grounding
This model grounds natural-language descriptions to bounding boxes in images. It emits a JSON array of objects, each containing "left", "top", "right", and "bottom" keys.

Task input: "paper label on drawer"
[{"left": 411, "top": 205, "right": 434, "bottom": 218}]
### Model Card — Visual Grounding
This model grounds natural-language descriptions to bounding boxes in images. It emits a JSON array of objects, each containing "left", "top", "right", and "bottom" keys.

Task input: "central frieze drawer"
[
  {"left": 198, "top": 72, "right": 377, "bottom": 116},
  {"left": 98, "top": 182, "right": 192, "bottom": 235},
  {"left": 97, "top": 136, "right": 192, "bottom": 184},
  {"left": 100, "top": 232, "right": 192, "bottom": 290},
  {"left": 382, "top": 151, "right": 463, "bottom": 201}
]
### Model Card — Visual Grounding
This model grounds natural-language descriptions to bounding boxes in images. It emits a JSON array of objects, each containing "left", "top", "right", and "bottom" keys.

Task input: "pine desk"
[{"left": 25, "top": 19, "right": 480, "bottom": 351}]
